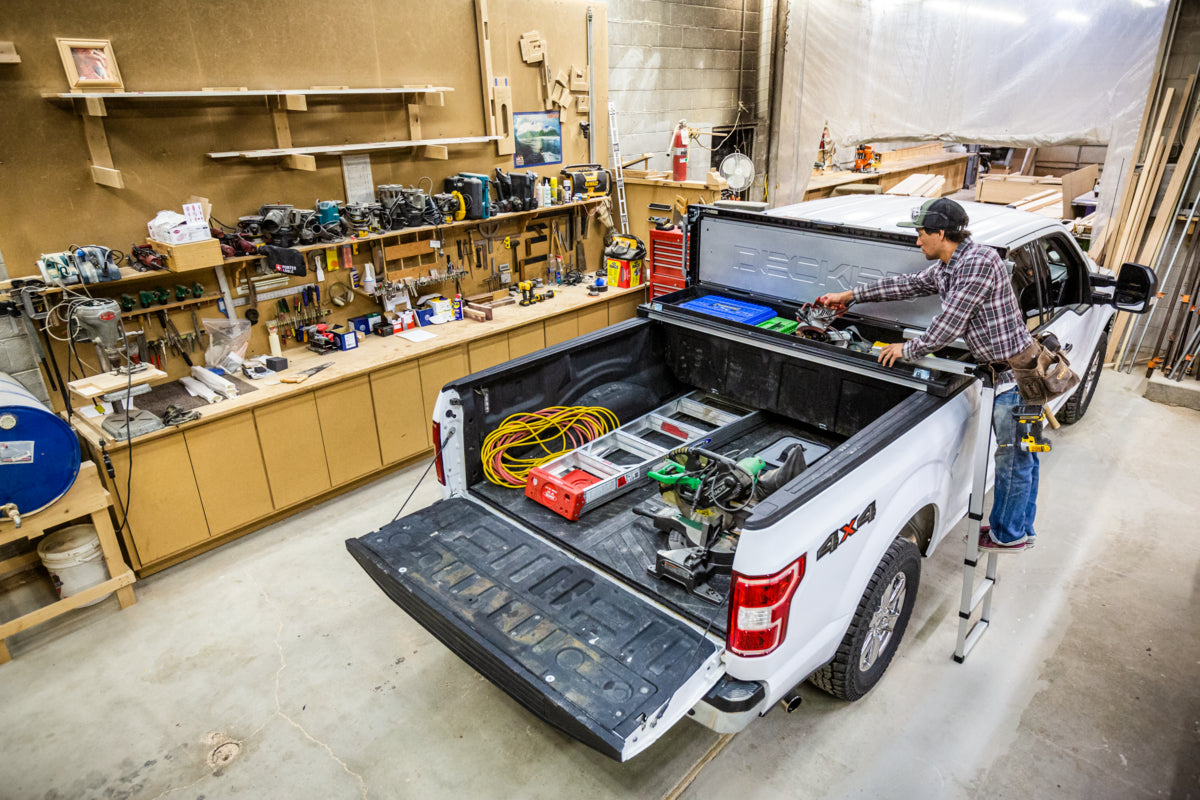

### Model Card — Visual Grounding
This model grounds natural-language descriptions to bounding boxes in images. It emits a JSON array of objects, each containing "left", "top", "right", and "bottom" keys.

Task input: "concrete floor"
[{"left": 1, "top": 369, "right": 1198, "bottom": 800}]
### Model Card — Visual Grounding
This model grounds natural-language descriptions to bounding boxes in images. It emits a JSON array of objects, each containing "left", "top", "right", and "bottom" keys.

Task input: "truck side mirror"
[{"left": 1091, "top": 262, "right": 1157, "bottom": 313}]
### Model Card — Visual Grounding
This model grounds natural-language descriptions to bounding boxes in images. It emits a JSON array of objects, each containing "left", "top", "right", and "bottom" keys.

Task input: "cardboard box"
[
  {"left": 605, "top": 257, "right": 643, "bottom": 289},
  {"left": 147, "top": 237, "right": 223, "bottom": 272}
]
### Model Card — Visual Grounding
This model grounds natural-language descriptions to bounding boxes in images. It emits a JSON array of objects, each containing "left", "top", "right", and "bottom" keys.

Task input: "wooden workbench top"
[{"left": 70, "top": 283, "right": 645, "bottom": 451}]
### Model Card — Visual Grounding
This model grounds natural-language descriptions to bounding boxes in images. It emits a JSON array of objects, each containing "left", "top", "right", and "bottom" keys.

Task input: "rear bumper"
[{"left": 691, "top": 675, "right": 769, "bottom": 734}]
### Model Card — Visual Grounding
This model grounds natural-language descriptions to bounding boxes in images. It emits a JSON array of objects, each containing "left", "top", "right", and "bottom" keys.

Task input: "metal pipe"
[
  {"left": 1145, "top": 232, "right": 1200, "bottom": 376},
  {"left": 586, "top": 8, "right": 595, "bottom": 165}
]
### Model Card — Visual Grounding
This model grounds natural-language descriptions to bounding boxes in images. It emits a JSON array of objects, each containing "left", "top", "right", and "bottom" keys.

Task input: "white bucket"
[{"left": 37, "top": 524, "right": 111, "bottom": 607}]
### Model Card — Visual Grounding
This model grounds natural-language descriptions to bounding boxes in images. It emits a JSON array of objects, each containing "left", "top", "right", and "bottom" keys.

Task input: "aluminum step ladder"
[
  {"left": 954, "top": 374, "right": 1001, "bottom": 663},
  {"left": 607, "top": 101, "right": 630, "bottom": 235},
  {"left": 525, "top": 391, "right": 757, "bottom": 521}
]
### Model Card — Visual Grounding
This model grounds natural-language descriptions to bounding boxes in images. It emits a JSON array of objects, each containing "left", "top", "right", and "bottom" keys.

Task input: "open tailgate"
[{"left": 346, "top": 497, "right": 725, "bottom": 761}]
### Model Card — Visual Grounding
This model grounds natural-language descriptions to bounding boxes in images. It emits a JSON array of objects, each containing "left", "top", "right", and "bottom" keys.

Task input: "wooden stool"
[{"left": 0, "top": 461, "right": 136, "bottom": 663}]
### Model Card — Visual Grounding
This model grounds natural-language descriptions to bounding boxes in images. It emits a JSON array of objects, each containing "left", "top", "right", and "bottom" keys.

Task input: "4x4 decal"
[{"left": 816, "top": 501, "right": 877, "bottom": 561}]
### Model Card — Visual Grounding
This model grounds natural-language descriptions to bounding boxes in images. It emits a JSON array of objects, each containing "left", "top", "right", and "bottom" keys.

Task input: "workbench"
[
  {"left": 0, "top": 462, "right": 137, "bottom": 663},
  {"left": 804, "top": 152, "right": 970, "bottom": 199},
  {"left": 70, "top": 283, "right": 646, "bottom": 576}
]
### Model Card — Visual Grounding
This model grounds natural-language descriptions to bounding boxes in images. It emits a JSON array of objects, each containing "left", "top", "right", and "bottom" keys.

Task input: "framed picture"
[
  {"left": 513, "top": 111, "right": 563, "bottom": 167},
  {"left": 56, "top": 38, "right": 123, "bottom": 91}
]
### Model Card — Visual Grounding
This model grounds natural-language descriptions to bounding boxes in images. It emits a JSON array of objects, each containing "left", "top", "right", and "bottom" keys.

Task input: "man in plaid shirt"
[{"left": 818, "top": 198, "right": 1037, "bottom": 554}]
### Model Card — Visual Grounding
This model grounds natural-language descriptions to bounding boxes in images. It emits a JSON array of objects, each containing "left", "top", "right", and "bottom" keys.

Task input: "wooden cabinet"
[
  {"left": 184, "top": 413, "right": 275, "bottom": 536},
  {"left": 315, "top": 375, "right": 382, "bottom": 485},
  {"left": 108, "top": 432, "right": 209, "bottom": 566},
  {"left": 509, "top": 322, "right": 545, "bottom": 357},
  {"left": 255, "top": 393, "right": 331, "bottom": 509},
  {"left": 371, "top": 361, "right": 429, "bottom": 464},
  {"left": 544, "top": 311, "right": 579, "bottom": 346},
  {"left": 577, "top": 303, "right": 609, "bottom": 336},
  {"left": 608, "top": 291, "right": 644, "bottom": 325},
  {"left": 469, "top": 333, "right": 510, "bottom": 372},
  {"left": 419, "top": 346, "right": 469, "bottom": 426}
]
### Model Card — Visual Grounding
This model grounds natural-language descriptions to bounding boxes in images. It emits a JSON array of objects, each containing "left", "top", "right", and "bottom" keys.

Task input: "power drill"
[
  {"left": 518, "top": 280, "right": 535, "bottom": 306},
  {"left": 1013, "top": 405, "right": 1051, "bottom": 453}
]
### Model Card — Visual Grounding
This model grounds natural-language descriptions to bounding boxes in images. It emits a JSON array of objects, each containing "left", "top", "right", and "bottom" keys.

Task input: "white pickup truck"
[{"left": 347, "top": 196, "right": 1154, "bottom": 761}]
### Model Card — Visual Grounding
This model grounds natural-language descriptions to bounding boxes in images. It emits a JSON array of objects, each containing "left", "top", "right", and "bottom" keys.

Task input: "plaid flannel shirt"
[{"left": 852, "top": 239, "right": 1034, "bottom": 364}]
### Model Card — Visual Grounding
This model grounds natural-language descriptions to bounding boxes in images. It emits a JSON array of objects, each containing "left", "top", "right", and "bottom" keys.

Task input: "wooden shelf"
[
  {"left": 207, "top": 134, "right": 502, "bottom": 162},
  {"left": 43, "top": 87, "right": 453, "bottom": 101},
  {"left": 122, "top": 294, "right": 220, "bottom": 319},
  {"left": 218, "top": 198, "right": 603, "bottom": 265}
]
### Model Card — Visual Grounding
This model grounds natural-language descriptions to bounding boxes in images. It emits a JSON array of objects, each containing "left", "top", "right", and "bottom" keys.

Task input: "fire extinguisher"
[{"left": 670, "top": 120, "right": 689, "bottom": 182}]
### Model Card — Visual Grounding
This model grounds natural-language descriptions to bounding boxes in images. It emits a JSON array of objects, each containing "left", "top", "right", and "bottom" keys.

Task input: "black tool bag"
[
  {"left": 258, "top": 245, "right": 307, "bottom": 276},
  {"left": 1008, "top": 334, "right": 1080, "bottom": 404}
]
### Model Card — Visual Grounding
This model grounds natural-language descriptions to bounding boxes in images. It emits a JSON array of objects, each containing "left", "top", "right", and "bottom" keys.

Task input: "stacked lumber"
[
  {"left": 1012, "top": 189, "right": 1065, "bottom": 215},
  {"left": 975, "top": 174, "right": 1062, "bottom": 205},
  {"left": 884, "top": 173, "right": 945, "bottom": 197},
  {"left": 1098, "top": 73, "right": 1197, "bottom": 269},
  {"left": 875, "top": 142, "right": 945, "bottom": 165}
]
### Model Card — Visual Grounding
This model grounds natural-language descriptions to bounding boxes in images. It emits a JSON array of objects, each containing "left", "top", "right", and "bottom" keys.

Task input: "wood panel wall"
[
  {"left": 0, "top": 0, "right": 609, "bottom": 408},
  {"left": 0, "top": 0, "right": 608, "bottom": 275}
]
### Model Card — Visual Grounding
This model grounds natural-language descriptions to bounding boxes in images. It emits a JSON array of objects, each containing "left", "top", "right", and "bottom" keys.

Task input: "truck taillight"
[
  {"left": 727, "top": 555, "right": 806, "bottom": 657},
  {"left": 432, "top": 421, "right": 446, "bottom": 485}
]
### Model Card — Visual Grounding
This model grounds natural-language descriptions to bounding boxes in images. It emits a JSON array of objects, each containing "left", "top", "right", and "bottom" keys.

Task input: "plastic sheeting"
[{"left": 771, "top": 0, "right": 1170, "bottom": 243}]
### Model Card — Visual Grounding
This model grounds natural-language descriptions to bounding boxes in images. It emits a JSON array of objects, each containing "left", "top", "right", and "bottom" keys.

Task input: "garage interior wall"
[
  {"left": 0, "top": 0, "right": 608, "bottom": 406},
  {"left": 770, "top": 0, "right": 1171, "bottom": 229},
  {"left": 608, "top": 0, "right": 764, "bottom": 188}
]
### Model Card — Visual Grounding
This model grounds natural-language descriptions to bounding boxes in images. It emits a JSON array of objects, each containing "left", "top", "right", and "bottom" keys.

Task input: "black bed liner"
[
  {"left": 470, "top": 416, "right": 842, "bottom": 632},
  {"left": 346, "top": 498, "right": 721, "bottom": 761}
]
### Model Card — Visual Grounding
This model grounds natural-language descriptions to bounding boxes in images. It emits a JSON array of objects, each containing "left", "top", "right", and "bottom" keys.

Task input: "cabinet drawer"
[
  {"left": 508, "top": 323, "right": 545, "bottom": 358},
  {"left": 419, "top": 347, "right": 469, "bottom": 426},
  {"left": 577, "top": 304, "right": 609, "bottom": 336},
  {"left": 255, "top": 393, "right": 331, "bottom": 509},
  {"left": 469, "top": 334, "right": 510, "bottom": 372},
  {"left": 316, "top": 375, "right": 382, "bottom": 485},
  {"left": 371, "top": 361, "right": 429, "bottom": 464},
  {"left": 109, "top": 433, "right": 209, "bottom": 565},
  {"left": 184, "top": 413, "right": 274, "bottom": 536},
  {"left": 544, "top": 312, "right": 579, "bottom": 346}
]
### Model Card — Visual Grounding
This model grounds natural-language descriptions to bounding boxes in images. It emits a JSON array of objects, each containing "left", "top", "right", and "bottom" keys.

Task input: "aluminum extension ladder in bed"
[{"left": 525, "top": 391, "right": 757, "bottom": 521}]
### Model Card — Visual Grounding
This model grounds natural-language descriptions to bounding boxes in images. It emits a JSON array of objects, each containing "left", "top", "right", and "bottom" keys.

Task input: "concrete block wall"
[{"left": 608, "top": 0, "right": 761, "bottom": 182}]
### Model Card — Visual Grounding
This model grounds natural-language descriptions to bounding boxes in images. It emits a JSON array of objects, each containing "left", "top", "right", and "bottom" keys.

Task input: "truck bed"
[{"left": 470, "top": 413, "right": 844, "bottom": 633}]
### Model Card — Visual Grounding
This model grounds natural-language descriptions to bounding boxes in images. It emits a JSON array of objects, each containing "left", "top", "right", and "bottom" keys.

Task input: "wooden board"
[
  {"left": 68, "top": 367, "right": 168, "bottom": 400},
  {"left": 1061, "top": 164, "right": 1100, "bottom": 220}
]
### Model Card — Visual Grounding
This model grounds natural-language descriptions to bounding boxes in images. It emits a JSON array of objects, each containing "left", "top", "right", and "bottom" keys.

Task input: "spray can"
[{"left": 451, "top": 293, "right": 463, "bottom": 320}]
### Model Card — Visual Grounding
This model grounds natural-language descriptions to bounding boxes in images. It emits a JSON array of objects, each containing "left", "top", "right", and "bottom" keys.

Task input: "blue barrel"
[{"left": 0, "top": 372, "right": 80, "bottom": 516}]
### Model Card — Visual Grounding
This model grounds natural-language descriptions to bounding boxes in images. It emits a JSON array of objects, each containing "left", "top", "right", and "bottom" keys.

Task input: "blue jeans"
[{"left": 989, "top": 388, "right": 1039, "bottom": 545}]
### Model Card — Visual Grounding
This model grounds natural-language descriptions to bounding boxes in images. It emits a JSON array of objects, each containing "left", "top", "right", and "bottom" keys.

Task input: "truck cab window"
[
  {"left": 1008, "top": 244, "right": 1047, "bottom": 325},
  {"left": 1033, "top": 233, "right": 1088, "bottom": 313}
]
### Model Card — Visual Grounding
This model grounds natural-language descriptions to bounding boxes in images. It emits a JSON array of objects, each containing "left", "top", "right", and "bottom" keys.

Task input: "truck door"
[{"left": 347, "top": 497, "right": 726, "bottom": 761}]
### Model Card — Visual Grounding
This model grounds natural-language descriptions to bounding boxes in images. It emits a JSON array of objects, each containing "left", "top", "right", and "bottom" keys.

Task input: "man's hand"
[
  {"left": 876, "top": 342, "right": 905, "bottom": 368},
  {"left": 815, "top": 290, "right": 853, "bottom": 310}
]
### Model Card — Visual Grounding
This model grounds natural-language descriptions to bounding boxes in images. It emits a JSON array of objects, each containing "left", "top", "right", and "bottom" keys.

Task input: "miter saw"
[{"left": 636, "top": 440, "right": 810, "bottom": 603}]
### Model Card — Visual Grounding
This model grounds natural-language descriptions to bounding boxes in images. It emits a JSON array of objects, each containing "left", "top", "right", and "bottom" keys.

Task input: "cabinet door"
[
  {"left": 419, "top": 347, "right": 469, "bottom": 427},
  {"left": 469, "top": 333, "right": 510, "bottom": 372},
  {"left": 508, "top": 322, "right": 545, "bottom": 358},
  {"left": 544, "top": 312, "right": 579, "bottom": 347},
  {"left": 184, "top": 413, "right": 275, "bottom": 536},
  {"left": 371, "top": 361, "right": 429, "bottom": 464},
  {"left": 316, "top": 375, "right": 382, "bottom": 485},
  {"left": 577, "top": 304, "right": 609, "bottom": 336},
  {"left": 109, "top": 433, "right": 209, "bottom": 566},
  {"left": 255, "top": 393, "right": 331, "bottom": 509},
  {"left": 608, "top": 291, "right": 644, "bottom": 325}
]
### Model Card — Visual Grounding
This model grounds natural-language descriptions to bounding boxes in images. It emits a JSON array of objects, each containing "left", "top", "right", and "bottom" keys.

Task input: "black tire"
[
  {"left": 809, "top": 538, "right": 921, "bottom": 701},
  {"left": 1058, "top": 332, "right": 1106, "bottom": 425}
]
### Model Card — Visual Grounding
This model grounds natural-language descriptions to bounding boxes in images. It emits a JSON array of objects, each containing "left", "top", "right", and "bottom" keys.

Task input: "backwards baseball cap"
[{"left": 897, "top": 198, "right": 968, "bottom": 232}]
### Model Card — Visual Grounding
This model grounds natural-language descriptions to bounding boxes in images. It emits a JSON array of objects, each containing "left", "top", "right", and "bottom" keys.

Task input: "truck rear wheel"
[{"left": 809, "top": 538, "right": 921, "bottom": 701}]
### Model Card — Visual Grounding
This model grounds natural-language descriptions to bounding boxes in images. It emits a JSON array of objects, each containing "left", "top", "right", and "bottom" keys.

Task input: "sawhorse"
[{"left": 0, "top": 461, "right": 136, "bottom": 664}]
